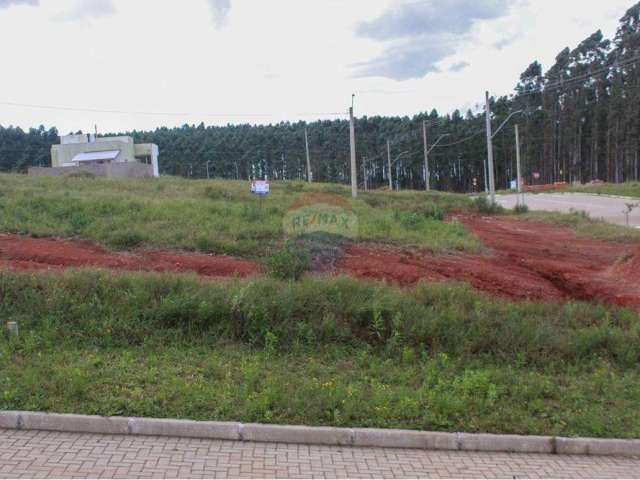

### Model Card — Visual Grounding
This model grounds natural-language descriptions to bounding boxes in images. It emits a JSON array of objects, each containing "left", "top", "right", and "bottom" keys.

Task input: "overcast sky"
[{"left": 0, "top": 0, "right": 634, "bottom": 133}]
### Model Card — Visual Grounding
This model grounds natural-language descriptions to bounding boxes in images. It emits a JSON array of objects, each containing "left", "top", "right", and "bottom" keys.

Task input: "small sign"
[
  {"left": 533, "top": 172, "right": 541, "bottom": 180},
  {"left": 510, "top": 180, "right": 517, "bottom": 190},
  {"left": 251, "top": 180, "right": 270, "bottom": 195}
]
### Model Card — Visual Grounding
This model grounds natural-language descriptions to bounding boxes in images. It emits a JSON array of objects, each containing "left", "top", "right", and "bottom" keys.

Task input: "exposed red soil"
[
  {"left": 0, "top": 234, "right": 261, "bottom": 278},
  {"left": 336, "top": 215, "right": 640, "bottom": 310},
  {"left": 1, "top": 214, "right": 639, "bottom": 309}
]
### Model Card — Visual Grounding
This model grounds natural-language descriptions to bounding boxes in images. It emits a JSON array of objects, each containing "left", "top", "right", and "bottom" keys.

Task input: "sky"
[{"left": 0, "top": 0, "right": 636, "bottom": 134}]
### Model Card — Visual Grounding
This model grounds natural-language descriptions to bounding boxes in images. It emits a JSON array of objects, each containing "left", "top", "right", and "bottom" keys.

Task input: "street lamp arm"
[
  {"left": 390, "top": 150, "right": 410, "bottom": 166},
  {"left": 491, "top": 110, "right": 524, "bottom": 139},
  {"left": 426, "top": 134, "right": 451, "bottom": 155}
]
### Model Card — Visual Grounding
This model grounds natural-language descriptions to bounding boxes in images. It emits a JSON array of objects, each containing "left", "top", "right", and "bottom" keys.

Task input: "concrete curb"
[{"left": 1, "top": 411, "right": 638, "bottom": 457}]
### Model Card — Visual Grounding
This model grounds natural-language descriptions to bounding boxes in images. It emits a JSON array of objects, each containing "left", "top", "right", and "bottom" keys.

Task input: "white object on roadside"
[{"left": 6, "top": 321, "right": 18, "bottom": 336}]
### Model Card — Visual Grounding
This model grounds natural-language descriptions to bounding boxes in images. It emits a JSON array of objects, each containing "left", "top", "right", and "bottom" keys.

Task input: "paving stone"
[{"left": 0, "top": 428, "right": 638, "bottom": 478}]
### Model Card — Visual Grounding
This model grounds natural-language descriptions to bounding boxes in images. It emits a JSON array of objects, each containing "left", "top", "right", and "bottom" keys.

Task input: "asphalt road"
[{"left": 495, "top": 192, "right": 640, "bottom": 228}]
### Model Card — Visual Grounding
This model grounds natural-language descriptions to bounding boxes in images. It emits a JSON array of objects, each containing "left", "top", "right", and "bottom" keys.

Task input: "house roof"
[{"left": 72, "top": 150, "right": 120, "bottom": 163}]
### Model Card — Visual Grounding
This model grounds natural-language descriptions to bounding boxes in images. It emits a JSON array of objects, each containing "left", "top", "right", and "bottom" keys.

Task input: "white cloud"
[
  {"left": 53, "top": 0, "right": 116, "bottom": 22},
  {"left": 0, "top": 0, "right": 37, "bottom": 9},
  {"left": 208, "top": 0, "right": 230, "bottom": 29},
  {"left": 0, "top": 0, "right": 635, "bottom": 133},
  {"left": 449, "top": 61, "right": 470, "bottom": 73},
  {"left": 354, "top": 0, "right": 515, "bottom": 80}
]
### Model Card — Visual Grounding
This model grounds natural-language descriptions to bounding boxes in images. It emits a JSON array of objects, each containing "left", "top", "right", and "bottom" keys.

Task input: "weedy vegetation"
[
  {"left": 0, "top": 174, "right": 480, "bottom": 256},
  {"left": 0, "top": 269, "right": 639, "bottom": 437}
]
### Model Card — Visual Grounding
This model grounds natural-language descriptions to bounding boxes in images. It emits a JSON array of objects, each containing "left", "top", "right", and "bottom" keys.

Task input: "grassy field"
[
  {"left": 1, "top": 269, "right": 639, "bottom": 437},
  {"left": 569, "top": 181, "right": 640, "bottom": 198},
  {"left": 2, "top": 174, "right": 640, "bottom": 438},
  {"left": 0, "top": 174, "right": 478, "bottom": 256},
  {"left": 523, "top": 210, "right": 640, "bottom": 243}
]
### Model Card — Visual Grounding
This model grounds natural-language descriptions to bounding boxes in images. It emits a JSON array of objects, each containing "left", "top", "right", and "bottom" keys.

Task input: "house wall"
[
  {"left": 51, "top": 137, "right": 135, "bottom": 167},
  {"left": 134, "top": 143, "right": 160, "bottom": 177}
]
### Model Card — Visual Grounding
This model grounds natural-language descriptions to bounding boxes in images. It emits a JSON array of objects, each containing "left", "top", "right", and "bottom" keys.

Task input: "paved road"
[
  {"left": 1, "top": 429, "right": 639, "bottom": 479},
  {"left": 495, "top": 192, "right": 640, "bottom": 227}
]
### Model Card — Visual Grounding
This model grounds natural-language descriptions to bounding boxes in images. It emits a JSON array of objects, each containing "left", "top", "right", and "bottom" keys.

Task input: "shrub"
[
  {"left": 513, "top": 203, "right": 529, "bottom": 214},
  {"left": 472, "top": 196, "right": 504, "bottom": 214},
  {"left": 265, "top": 242, "right": 311, "bottom": 280},
  {"left": 421, "top": 204, "right": 445, "bottom": 221}
]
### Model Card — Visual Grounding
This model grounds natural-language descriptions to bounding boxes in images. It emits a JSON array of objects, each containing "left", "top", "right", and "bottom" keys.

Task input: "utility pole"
[
  {"left": 362, "top": 156, "right": 368, "bottom": 191},
  {"left": 206, "top": 161, "right": 211, "bottom": 180},
  {"left": 304, "top": 127, "right": 312, "bottom": 182},
  {"left": 483, "top": 157, "right": 489, "bottom": 194},
  {"left": 349, "top": 95, "right": 357, "bottom": 198},
  {"left": 387, "top": 140, "right": 392, "bottom": 190},
  {"left": 485, "top": 91, "right": 496, "bottom": 203},
  {"left": 515, "top": 124, "right": 524, "bottom": 206},
  {"left": 423, "top": 120, "right": 430, "bottom": 191}
]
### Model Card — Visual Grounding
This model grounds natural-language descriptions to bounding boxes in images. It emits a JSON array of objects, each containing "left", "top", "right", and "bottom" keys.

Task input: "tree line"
[{"left": 3, "top": 2, "right": 640, "bottom": 192}]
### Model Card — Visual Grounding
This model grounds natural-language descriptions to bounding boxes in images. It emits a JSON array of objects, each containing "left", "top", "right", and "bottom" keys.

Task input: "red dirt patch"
[
  {"left": 336, "top": 215, "right": 640, "bottom": 310},
  {"left": 0, "top": 234, "right": 260, "bottom": 278},
  {"left": 2, "top": 214, "right": 640, "bottom": 310}
]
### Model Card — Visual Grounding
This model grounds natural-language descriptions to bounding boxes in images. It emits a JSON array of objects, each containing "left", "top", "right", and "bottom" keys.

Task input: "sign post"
[{"left": 251, "top": 180, "right": 270, "bottom": 210}]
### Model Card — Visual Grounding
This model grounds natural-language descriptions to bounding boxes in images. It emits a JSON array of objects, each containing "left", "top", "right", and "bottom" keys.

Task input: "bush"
[
  {"left": 421, "top": 204, "right": 445, "bottom": 221},
  {"left": 472, "top": 196, "right": 504, "bottom": 214},
  {"left": 265, "top": 242, "right": 311, "bottom": 280},
  {"left": 513, "top": 203, "right": 529, "bottom": 214}
]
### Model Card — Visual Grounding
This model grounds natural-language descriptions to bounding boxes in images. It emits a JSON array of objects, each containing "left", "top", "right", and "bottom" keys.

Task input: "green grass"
[
  {"left": 569, "top": 181, "right": 640, "bottom": 198},
  {"left": 0, "top": 174, "right": 478, "bottom": 256},
  {"left": 523, "top": 210, "right": 640, "bottom": 243},
  {"left": 1, "top": 269, "right": 639, "bottom": 437}
]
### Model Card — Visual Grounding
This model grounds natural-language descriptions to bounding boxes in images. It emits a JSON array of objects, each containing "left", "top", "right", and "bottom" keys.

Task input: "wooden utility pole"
[
  {"left": 423, "top": 120, "right": 430, "bottom": 191},
  {"left": 387, "top": 140, "right": 392, "bottom": 190},
  {"left": 485, "top": 91, "right": 496, "bottom": 203},
  {"left": 304, "top": 127, "right": 312, "bottom": 182},
  {"left": 349, "top": 96, "right": 357, "bottom": 198}
]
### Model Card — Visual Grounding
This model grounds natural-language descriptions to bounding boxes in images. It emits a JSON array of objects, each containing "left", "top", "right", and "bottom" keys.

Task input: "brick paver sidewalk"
[{"left": 0, "top": 428, "right": 639, "bottom": 478}]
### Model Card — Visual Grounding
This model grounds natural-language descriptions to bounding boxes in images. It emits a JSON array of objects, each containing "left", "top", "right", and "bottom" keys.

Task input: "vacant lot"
[
  {"left": 1, "top": 174, "right": 640, "bottom": 439},
  {"left": 0, "top": 174, "right": 477, "bottom": 255},
  {"left": 1, "top": 270, "right": 639, "bottom": 438}
]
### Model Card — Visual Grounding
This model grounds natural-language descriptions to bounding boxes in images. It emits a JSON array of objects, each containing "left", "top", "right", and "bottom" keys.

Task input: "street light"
[
  {"left": 491, "top": 110, "right": 524, "bottom": 140},
  {"left": 388, "top": 150, "right": 410, "bottom": 190},
  {"left": 486, "top": 106, "right": 524, "bottom": 203},
  {"left": 424, "top": 134, "right": 450, "bottom": 191}
]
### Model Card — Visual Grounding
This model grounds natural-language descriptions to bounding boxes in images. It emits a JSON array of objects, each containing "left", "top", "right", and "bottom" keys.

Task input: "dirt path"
[
  {"left": 336, "top": 215, "right": 640, "bottom": 309},
  {"left": 1, "top": 215, "right": 639, "bottom": 309},
  {"left": 0, "top": 234, "right": 261, "bottom": 278}
]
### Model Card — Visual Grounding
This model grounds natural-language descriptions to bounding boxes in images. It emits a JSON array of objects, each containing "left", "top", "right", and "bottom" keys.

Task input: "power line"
[
  {"left": 433, "top": 129, "right": 484, "bottom": 147},
  {"left": 0, "top": 100, "right": 347, "bottom": 119}
]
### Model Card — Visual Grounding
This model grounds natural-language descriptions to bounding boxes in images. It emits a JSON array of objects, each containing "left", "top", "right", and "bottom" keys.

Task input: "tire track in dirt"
[
  {"left": 1, "top": 214, "right": 639, "bottom": 309},
  {"left": 336, "top": 215, "right": 640, "bottom": 310}
]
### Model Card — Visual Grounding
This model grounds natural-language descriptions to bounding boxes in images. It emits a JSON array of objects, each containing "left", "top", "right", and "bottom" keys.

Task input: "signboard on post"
[
  {"left": 533, "top": 172, "right": 541, "bottom": 180},
  {"left": 251, "top": 180, "right": 270, "bottom": 196}
]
